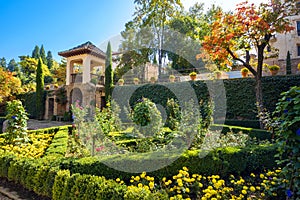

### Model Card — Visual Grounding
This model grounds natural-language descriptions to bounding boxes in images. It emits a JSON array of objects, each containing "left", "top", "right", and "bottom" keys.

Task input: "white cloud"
[{"left": 181, "top": 0, "right": 268, "bottom": 11}]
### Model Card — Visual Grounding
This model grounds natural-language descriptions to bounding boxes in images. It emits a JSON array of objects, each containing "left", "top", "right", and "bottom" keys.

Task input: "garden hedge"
[
  {"left": 113, "top": 75, "right": 300, "bottom": 120},
  {"left": 60, "top": 144, "right": 278, "bottom": 182}
]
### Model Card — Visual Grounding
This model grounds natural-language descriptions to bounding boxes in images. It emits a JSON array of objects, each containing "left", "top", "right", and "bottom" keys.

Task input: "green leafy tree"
[
  {"left": 286, "top": 51, "right": 291, "bottom": 75},
  {"left": 36, "top": 58, "right": 44, "bottom": 119},
  {"left": 40, "top": 45, "right": 47, "bottom": 65},
  {"left": 0, "top": 57, "right": 6, "bottom": 68},
  {"left": 201, "top": 1, "right": 297, "bottom": 126},
  {"left": 105, "top": 42, "right": 113, "bottom": 103},
  {"left": 132, "top": 0, "right": 183, "bottom": 77},
  {"left": 32, "top": 45, "right": 40, "bottom": 59},
  {"left": 7, "top": 59, "right": 18, "bottom": 72},
  {"left": 46, "top": 50, "right": 53, "bottom": 69}
]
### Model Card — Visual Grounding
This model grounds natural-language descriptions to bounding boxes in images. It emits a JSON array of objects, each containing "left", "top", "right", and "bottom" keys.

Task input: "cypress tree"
[
  {"left": 36, "top": 58, "right": 44, "bottom": 119},
  {"left": 32, "top": 45, "right": 40, "bottom": 59},
  {"left": 40, "top": 45, "right": 47, "bottom": 65},
  {"left": 0, "top": 57, "right": 6, "bottom": 68},
  {"left": 105, "top": 41, "right": 113, "bottom": 103},
  {"left": 286, "top": 51, "right": 292, "bottom": 75},
  {"left": 46, "top": 51, "right": 53, "bottom": 69}
]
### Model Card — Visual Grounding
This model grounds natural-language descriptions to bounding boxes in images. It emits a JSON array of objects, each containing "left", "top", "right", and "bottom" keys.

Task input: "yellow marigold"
[
  {"left": 185, "top": 188, "right": 190, "bottom": 193},
  {"left": 183, "top": 166, "right": 188, "bottom": 171},
  {"left": 256, "top": 186, "right": 261, "bottom": 190},
  {"left": 116, "top": 178, "right": 120, "bottom": 182},
  {"left": 271, "top": 181, "right": 276, "bottom": 185},
  {"left": 140, "top": 172, "right": 146, "bottom": 178},
  {"left": 250, "top": 186, "right": 256, "bottom": 192},
  {"left": 242, "top": 190, "right": 247, "bottom": 195},
  {"left": 162, "top": 177, "right": 166, "bottom": 182},
  {"left": 211, "top": 198, "right": 217, "bottom": 200},
  {"left": 199, "top": 183, "right": 203, "bottom": 188},
  {"left": 135, "top": 176, "right": 140, "bottom": 181},
  {"left": 149, "top": 182, "right": 154, "bottom": 189},
  {"left": 261, "top": 193, "right": 265, "bottom": 197},
  {"left": 144, "top": 185, "right": 149, "bottom": 190},
  {"left": 138, "top": 183, "right": 143, "bottom": 188},
  {"left": 260, "top": 174, "right": 264, "bottom": 179},
  {"left": 250, "top": 173, "right": 255, "bottom": 177}
]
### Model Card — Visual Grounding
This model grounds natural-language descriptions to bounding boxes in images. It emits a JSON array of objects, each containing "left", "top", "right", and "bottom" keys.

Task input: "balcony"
[{"left": 70, "top": 73, "right": 104, "bottom": 85}]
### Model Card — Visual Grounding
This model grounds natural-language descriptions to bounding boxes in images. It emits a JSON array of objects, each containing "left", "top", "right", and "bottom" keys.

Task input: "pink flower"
[{"left": 95, "top": 146, "right": 104, "bottom": 152}]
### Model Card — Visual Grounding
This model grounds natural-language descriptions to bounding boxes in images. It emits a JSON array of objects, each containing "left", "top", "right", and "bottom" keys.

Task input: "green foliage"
[
  {"left": 0, "top": 57, "right": 6, "bottom": 68},
  {"left": 32, "top": 45, "right": 40, "bottom": 59},
  {"left": 130, "top": 98, "right": 163, "bottom": 137},
  {"left": 60, "top": 144, "right": 278, "bottom": 182},
  {"left": 36, "top": 58, "right": 44, "bottom": 119},
  {"left": 5, "top": 100, "right": 29, "bottom": 144},
  {"left": 286, "top": 51, "right": 292, "bottom": 75},
  {"left": 40, "top": 45, "right": 47, "bottom": 65},
  {"left": 105, "top": 41, "right": 113, "bottom": 102},
  {"left": 46, "top": 50, "right": 54, "bottom": 69},
  {"left": 274, "top": 86, "right": 300, "bottom": 198},
  {"left": 7, "top": 59, "right": 18, "bottom": 72},
  {"left": 165, "top": 98, "right": 181, "bottom": 130},
  {"left": 95, "top": 100, "right": 122, "bottom": 135}
]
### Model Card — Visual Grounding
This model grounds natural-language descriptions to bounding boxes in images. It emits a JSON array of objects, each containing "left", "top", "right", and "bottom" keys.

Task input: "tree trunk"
[{"left": 256, "top": 45, "right": 265, "bottom": 129}]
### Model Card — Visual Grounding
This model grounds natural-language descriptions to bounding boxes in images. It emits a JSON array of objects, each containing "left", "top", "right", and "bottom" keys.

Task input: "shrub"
[
  {"left": 5, "top": 100, "right": 29, "bottom": 144},
  {"left": 165, "top": 98, "right": 181, "bottom": 131},
  {"left": 274, "top": 86, "right": 300, "bottom": 198},
  {"left": 130, "top": 98, "right": 162, "bottom": 137}
]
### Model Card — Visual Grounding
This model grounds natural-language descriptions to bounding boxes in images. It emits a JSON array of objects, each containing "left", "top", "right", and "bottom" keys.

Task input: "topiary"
[{"left": 131, "top": 98, "right": 162, "bottom": 138}]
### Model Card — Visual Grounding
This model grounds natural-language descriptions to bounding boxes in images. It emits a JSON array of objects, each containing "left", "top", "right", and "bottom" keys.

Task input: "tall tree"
[
  {"left": 40, "top": 45, "right": 47, "bottom": 65},
  {"left": 105, "top": 42, "right": 113, "bottom": 103},
  {"left": 7, "top": 59, "right": 18, "bottom": 72},
  {"left": 0, "top": 57, "right": 6, "bottom": 68},
  {"left": 200, "top": 1, "right": 296, "bottom": 126},
  {"left": 36, "top": 58, "right": 44, "bottom": 119},
  {"left": 46, "top": 50, "right": 53, "bottom": 69},
  {"left": 286, "top": 51, "right": 291, "bottom": 75},
  {"left": 0, "top": 68, "right": 22, "bottom": 102},
  {"left": 132, "top": 0, "right": 183, "bottom": 78},
  {"left": 32, "top": 45, "right": 40, "bottom": 59}
]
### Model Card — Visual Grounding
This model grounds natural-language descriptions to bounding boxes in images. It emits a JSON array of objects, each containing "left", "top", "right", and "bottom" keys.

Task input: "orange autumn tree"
[
  {"left": 200, "top": 0, "right": 296, "bottom": 123},
  {"left": 0, "top": 68, "right": 22, "bottom": 102}
]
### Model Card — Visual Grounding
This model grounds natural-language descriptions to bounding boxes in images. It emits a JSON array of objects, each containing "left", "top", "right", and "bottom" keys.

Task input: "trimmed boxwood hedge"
[
  {"left": 60, "top": 144, "right": 278, "bottom": 182},
  {"left": 0, "top": 125, "right": 282, "bottom": 199},
  {"left": 113, "top": 75, "right": 300, "bottom": 120}
]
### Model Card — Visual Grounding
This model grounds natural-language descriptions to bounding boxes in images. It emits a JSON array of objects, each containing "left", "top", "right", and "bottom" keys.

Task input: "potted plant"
[
  {"left": 189, "top": 72, "right": 197, "bottom": 81},
  {"left": 214, "top": 71, "right": 222, "bottom": 79},
  {"left": 268, "top": 64, "right": 280, "bottom": 76},
  {"left": 118, "top": 78, "right": 124, "bottom": 86},
  {"left": 169, "top": 75, "right": 176, "bottom": 82},
  {"left": 150, "top": 77, "right": 156, "bottom": 83},
  {"left": 133, "top": 78, "right": 139, "bottom": 85},
  {"left": 241, "top": 67, "right": 249, "bottom": 78}
]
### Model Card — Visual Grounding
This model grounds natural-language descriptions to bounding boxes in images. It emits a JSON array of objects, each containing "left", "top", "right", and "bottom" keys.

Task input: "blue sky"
[
  {"left": 0, "top": 0, "right": 135, "bottom": 61},
  {"left": 0, "top": 0, "right": 265, "bottom": 62}
]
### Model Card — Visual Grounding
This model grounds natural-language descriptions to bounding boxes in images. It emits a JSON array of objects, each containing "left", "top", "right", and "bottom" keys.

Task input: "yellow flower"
[
  {"left": 185, "top": 188, "right": 190, "bottom": 193},
  {"left": 140, "top": 172, "right": 146, "bottom": 178},
  {"left": 135, "top": 176, "right": 140, "bottom": 181},
  {"left": 242, "top": 190, "right": 247, "bottom": 195},
  {"left": 149, "top": 181, "right": 154, "bottom": 189},
  {"left": 250, "top": 186, "right": 256, "bottom": 192},
  {"left": 260, "top": 174, "right": 264, "bottom": 179},
  {"left": 261, "top": 193, "right": 265, "bottom": 197},
  {"left": 183, "top": 166, "right": 188, "bottom": 171},
  {"left": 250, "top": 173, "right": 255, "bottom": 177},
  {"left": 116, "top": 178, "right": 120, "bottom": 182},
  {"left": 199, "top": 183, "right": 203, "bottom": 188},
  {"left": 138, "top": 183, "right": 143, "bottom": 188}
]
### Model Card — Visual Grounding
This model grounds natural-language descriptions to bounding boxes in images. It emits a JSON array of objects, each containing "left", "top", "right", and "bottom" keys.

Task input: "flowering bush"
[
  {"left": 117, "top": 167, "right": 287, "bottom": 199},
  {"left": 0, "top": 133, "right": 54, "bottom": 158},
  {"left": 5, "top": 100, "right": 29, "bottom": 144}
]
